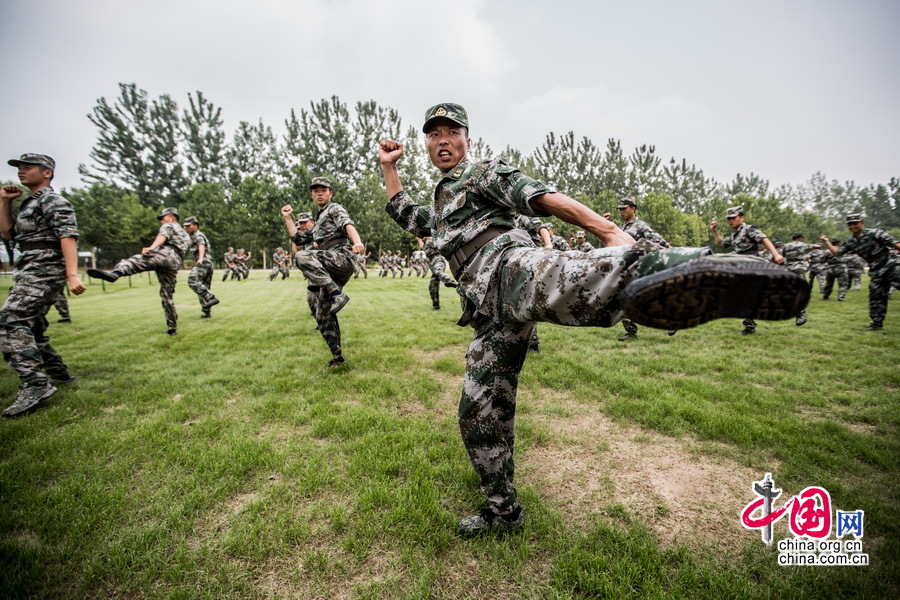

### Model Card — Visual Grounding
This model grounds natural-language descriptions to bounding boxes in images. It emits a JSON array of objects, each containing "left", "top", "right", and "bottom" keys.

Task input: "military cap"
[
  {"left": 774, "top": 241, "right": 784, "bottom": 248},
  {"left": 543, "top": 222, "right": 554, "bottom": 231},
  {"left": 725, "top": 206, "right": 744, "bottom": 218},
  {"left": 830, "top": 238, "right": 841, "bottom": 245},
  {"left": 617, "top": 197, "right": 638, "bottom": 210},
  {"left": 228, "top": 246, "right": 234, "bottom": 251},
  {"left": 157, "top": 207, "right": 180, "bottom": 221},
  {"left": 845, "top": 213, "right": 864, "bottom": 224},
  {"left": 423, "top": 103, "right": 468, "bottom": 133},
  {"left": 183, "top": 216, "right": 199, "bottom": 226},
  {"left": 791, "top": 232, "right": 804, "bottom": 240},
  {"left": 295, "top": 211, "right": 313, "bottom": 222},
  {"left": 575, "top": 230, "right": 586, "bottom": 238},
  {"left": 8, "top": 153, "right": 55, "bottom": 171},
  {"left": 310, "top": 176, "right": 332, "bottom": 189}
]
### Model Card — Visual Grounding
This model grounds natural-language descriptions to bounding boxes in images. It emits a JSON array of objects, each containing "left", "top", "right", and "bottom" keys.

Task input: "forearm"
[
  {"left": 283, "top": 214, "right": 298, "bottom": 237},
  {"left": 531, "top": 193, "right": 634, "bottom": 247},
  {"left": 148, "top": 234, "right": 168, "bottom": 251},
  {"left": 712, "top": 229, "right": 724, "bottom": 246},
  {"left": 345, "top": 224, "right": 363, "bottom": 247},
  {"left": 381, "top": 161, "right": 403, "bottom": 199},
  {"left": 539, "top": 227, "right": 552, "bottom": 249},
  {"left": 197, "top": 244, "right": 206, "bottom": 263},
  {"left": 0, "top": 201, "right": 13, "bottom": 240},
  {"left": 60, "top": 237, "right": 80, "bottom": 277}
]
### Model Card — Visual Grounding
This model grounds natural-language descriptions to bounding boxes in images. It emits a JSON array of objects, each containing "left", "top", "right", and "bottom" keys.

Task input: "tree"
[
  {"left": 180, "top": 182, "right": 235, "bottom": 264},
  {"left": 225, "top": 119, "right": 280, "bottom": 187},
  {"left": 628, "top": 144, "right": 663, "bottom": 197},
  {"left": 183, "top": 91, "right": 226, "bottom": 184}
]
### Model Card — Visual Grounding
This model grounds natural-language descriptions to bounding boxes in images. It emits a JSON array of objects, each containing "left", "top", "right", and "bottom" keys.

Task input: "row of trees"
[{"left": 64, "top": 83, "right": 898, "bottom": 266}]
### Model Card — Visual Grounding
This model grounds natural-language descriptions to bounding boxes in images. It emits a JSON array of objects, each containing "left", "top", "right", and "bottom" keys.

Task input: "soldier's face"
[
  {"left": 16, "top": 164, "right": 52, "bottom": 187},
  {"left": 847, "top": 221, "right": 864, "bottom": 235},
  {"left": 184, "top": 223, "right": 197, "bottom": 234},
  {"left": 726, "top": 215, "right": 743, "bottom": 229},
  {"left": 161, "top": 215, "right": 178, "bottom": 224},
  {"left": 619, "top": 206, "right": 635, "bottom": 221},
  {"left": 311, "top": 186, "right": 332, "bottom": 208},
  {"left": 425, "top": 120, "right": 470, "bottom": 173}
]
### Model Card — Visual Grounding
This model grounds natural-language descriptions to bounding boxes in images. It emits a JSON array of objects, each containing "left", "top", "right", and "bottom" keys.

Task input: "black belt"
[
  {"left": 320, "top": 237, "right": 350, "bottom": 251},
  {"left": 18, "top": 240, "right": 61, "bottom": 252},
  {"left": 448, "top": 227, "right": 507, "bottom": 278}
]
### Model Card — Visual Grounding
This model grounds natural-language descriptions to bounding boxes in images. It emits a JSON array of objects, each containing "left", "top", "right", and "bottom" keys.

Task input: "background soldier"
[
  {"left": 183, "top": 216, "right": 219, "bottom": 318},
  {"left": 88, "top": 207, "right": 190, "bottom": 335},
  {"left": 378, "top": 103, "right": 807, "bottom": 537},
  {"left": 282, "top": 176, "right": 364, "bottom": 368},
  {"left": 711, "top": 205, "right": 784, "bottom": 334},
  {"left": 353, "top": 250, "right": 370, "bottom": 278},
  {"left": 782, "top": 232, "right": 821, "bottom": 326},
  {"left": 571, "top": 230, "right": 595, "bottom": 252},
  {"left": 269, "top": 247, "right": 289, "bottom": 280},
  {"left": 821, "top": 214, "right": 900, "bottom": 330},
  {"left": 51, "top": 290, "right": 71, "bottom": 323},
  {"left": 291, "top": 212, "right": 318, "bottom": 317},
  {"left": 547, "top": 223, "right": 569, "bottom": 251},
  {"left": 0, "top": 153, "right": 85, "bottom": 417},
  {"left": 821, "top": 238, "right": 849, "bottom": 302},
  {"left": 845, "top": 253, "right": 867, "bottom": 291},
  {"left": 420, "top": 236, "right": 458, "bottom": 310},
  {"left": 807, "top": 246, "right": 829, "bottom": 292},
  {"left": 222, "top": 247, "right": 236, "bottom": 281}
]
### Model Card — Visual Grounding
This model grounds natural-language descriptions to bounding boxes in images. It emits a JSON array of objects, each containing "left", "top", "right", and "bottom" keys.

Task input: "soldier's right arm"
[
  {"left": 379, "top": 140, "right": 434, "bottom": 238},
  {"left": 0, "top": 185, "right": 21, "bottom": 240}
]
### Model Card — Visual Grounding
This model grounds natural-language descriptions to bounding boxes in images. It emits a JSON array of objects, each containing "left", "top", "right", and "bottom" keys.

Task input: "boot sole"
[
  {"left": 87, "top": 269, "right": 118, "bottom": 283},
  {"left": 621, "top": 259, "right": 810, "bottom": 330}
]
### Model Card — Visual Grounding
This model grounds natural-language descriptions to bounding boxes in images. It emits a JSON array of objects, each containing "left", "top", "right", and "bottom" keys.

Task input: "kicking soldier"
[
  {"left": 379, "top": 103, "right": 808, "bottom": 536},
  {"left": 1, "top": 153, "right": 86, "bottom": 417},
  {"left": 88, "top": 207, "right": 190, "bottom": 335},
  {"left": 183, "top": 216, "right": 219, "bottom": 318}
]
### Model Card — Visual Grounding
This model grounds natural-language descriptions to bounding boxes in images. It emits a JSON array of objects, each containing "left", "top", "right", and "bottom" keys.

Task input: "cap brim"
[{"left": 423, "top": 116, "right": 467, "bottom": 133}]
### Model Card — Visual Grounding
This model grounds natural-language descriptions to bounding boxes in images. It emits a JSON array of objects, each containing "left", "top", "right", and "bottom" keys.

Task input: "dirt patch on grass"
[
  {"left": 520, "top": 388, "right": 773, "bottom": 553},
  {"left": 7, "top": 529, "right": 41, "bottom": 550}
]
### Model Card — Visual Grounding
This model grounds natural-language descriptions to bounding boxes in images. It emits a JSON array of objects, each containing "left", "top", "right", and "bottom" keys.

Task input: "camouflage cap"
[
  {"left": 542, "top": 222, "right": 554, "bottom": 230},
  {"left": 845, "top": 213, "right": 864, "bottom": 223},
  {"left": 183, "top": 216, "right": 199, "bottom": 226},
  {"left": 830, "top": 238, "right": 842, "bottom": 245},
  {"left": 228, "top": 246, "right": 234, "bottom": 251},
  {"left": 7, "top": 153, "right": 55, "bottom": 171},
  {"left": 791, "top": 232, "right": 804, "bottom": 240},
  {"left": 157, "top": 207, "right": 180, "bottom": 221},
  {"left": 310, "top": 176, "right": 332, "bottom": 189},
  {"left": 725, "top": 205, "right": 744, "bottom": 218},
  {"left": 295, "top": 212, "right": 313, "bottom": 222},
  {"left": 575, "top": 230, "right": 586, "bottom": 238},
  {"left": 617, "top": 197, "right": 638, "bottom": 210},
  {"left": 423, "top": 103, "right": 468, "bottom": 133}
]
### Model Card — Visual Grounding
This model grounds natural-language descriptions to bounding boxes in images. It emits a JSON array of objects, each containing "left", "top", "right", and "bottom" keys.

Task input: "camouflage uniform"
[
  {"left": 51, "top": 289, "right": 70, "bottom": 322},
  {"left": 720, "top": 221, "right": 768, "bottom": 333},
  {"left": 269, "top": 249, "right": 289, "bottom": 280},
  {"left": 423, "top": 238, "right": 457, "bottom": 309},
  {"left": 619, "top": 216, "right": 671, "bottom": 339},
  {"left": 0, "top": 186, "right": 78, "bottom": 389},
  {"left": 837, "top": 227, "right": 900, "bottom": 327},
  {"left": 111, "top": 219, "right": 190, "bottom": 331},
  {"left": 386, "top": 157, "right": 715, "bottom": 517},
  {"left": 573, "top": 240, "right": 595, "bottom": 252},
  {"left": 807, "top": 248, "right": 829, "bottom": 292},
  {"left": 353, "top": 251, "right": 368, "bottom": 278},
  {"left": 186, "top": 226, "right": 218, "bottom": 316},
  {"left": 222, "top": 249, "right": 236, "bottom": 281},
  {"left": 291, "top": 201, "right": 357, "bottom": 362},
  {"left": 550, "top": 232, "right": 570, "bottom": 251},
  {"left": 822, "top": 246, "right": 849, "bottom": 301},
  {"left": 845, "top": 253, "right": 867, "bottom": 291}
]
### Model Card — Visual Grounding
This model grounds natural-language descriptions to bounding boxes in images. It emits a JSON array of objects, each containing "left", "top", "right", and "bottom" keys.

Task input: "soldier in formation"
[
  {"left": 1, "top": 154, "right": 85, "bottom": 417},
  {"left": 89, "top": 207, "right": 190, "bottom": 335},
  {"left": 820, "top": 238, "right": 849, "bottom": 302},
  {"left": 222, "top": 247, "right": 237, "bottom": 281},
  {"left": 781, "top": 232, "right": 821, "bottom": 326},
  {"left": 547, "top": 223, "right": 569, "bottom": 251},
  {"left": 821, "top": 214, "right": 900, "bottom": 330},
  {"left": 183, "top": 216, "right": 219, "bottom": 318},
  {"left": 282, "top": 176, "right": 364, "bottom": 368},
  {"left": 379, "top": 103, "right": 807, "bottom": 536},
  {"left": 711, "top": 205, "right": 784, "bottom": 334},
  {"left": 269, "top": 247, "right": 289, "bottom": 280},
  {"left": 420, "top": 236, "right": 458, "bottom": 310},
  {"left": 845, "top": 253, "right": 867, "bottom": 291},
  {"left": 353, "top": 250, "right": 370, "bottom": 278},
  {"left": 571, "top": 230, "right": 595, "bottom": 252}
]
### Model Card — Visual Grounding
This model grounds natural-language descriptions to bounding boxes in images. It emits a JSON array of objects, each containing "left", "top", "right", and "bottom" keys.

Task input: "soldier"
[
  {"left": 821, "top": 214, "right": 900, "bottom": 330},
  {"left": 88, "top": 207, "right": 190, "bottom": 335},
  {"left": 393, "top": 250, "right": 405, "bottom": 277},
  {"left": 605, "top": 197, "right": 672, "bottom": 341},
  {"left": 711, "top": 206, "right": 784, "bottom": 334},
  {"left": 222, "top": 247, "right": 237, "bottom": 281},
  {"left": 282, "top": 176, "right": 364, "bottom": 368},
  {"left": 571, "top": 230, "right": 595, "bottom": 252},
  {"left": 546, "top": 223, "right": 569, "bottom": 251},
  {"left": 378, "top": 103, "right": 807, "bottom": 536},
  {"left": 183, "top": 216, "right": 219, "bottom": 318},
  {"left": 0, "top": 153, "right": 86, "bottom": 417},
  {"left": 353, "top": 250, "right": 370, "bottom": 278},
  {"left": 845, "top": 253, "right": 867, "bottom": 291},
  {"left": 51, "top": 290, "right": 71, "bottom": 323},
  {"left": 291, "top": 212, "right": 318, "bottom": 317},
  {"left": 781, "top": 233, "right": 821, "bottom": 326},
  {"left": 807, "top": 246, "right": 829, "bottom": 292},
  {"left": 234, "top": 248, "right": 251, "bottom": 280},
  {"left": 420, "top": 236, "right": 459, "bottom": 310},
  {"left": 820, "top": 238, "right": 849, "bottom": 302},
  {"left": 269, "top": 247, "right": 289, "bottom": 280}
]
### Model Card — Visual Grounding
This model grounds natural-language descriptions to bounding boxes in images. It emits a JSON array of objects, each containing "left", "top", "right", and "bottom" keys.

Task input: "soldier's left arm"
[
  {"left": 761, "top": 237, "right": 784, "bottom": 264},
  {"left": 60, "top": 237, "right": 85, "bottom": 295},
  {"left": 531, "top": 192, "right": 635, "bottom": 247},
  {"left": 345, "top": 223, "right": 364, "bottom": 254}
]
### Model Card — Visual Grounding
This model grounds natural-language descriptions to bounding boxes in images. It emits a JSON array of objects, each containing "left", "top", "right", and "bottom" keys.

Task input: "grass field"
[{"left": 1, "top": 268, "right": 897, "bottom": 599}]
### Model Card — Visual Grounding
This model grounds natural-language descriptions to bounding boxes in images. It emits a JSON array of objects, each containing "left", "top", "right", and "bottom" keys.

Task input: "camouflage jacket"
[
  {"left": 807, "top": 249, "right": 830, "bottom": 270},
  {"left": 188, "top": 229, "right": 212, "bottom": 265},
  {"left": 839, "top": 228, "right": 899, "bottom": 277},
  {"left": 386, "top": 157, "right": 553, "bottom": 313},
  {"left": 621, "top": 217, "right": 670, "bottom": 248},
  {"left": 10, "top": 186, "right": 78, "bottom": 271},
  {"left": 844, "top": 253, "right": 867, "bottom": 273},
  {"left": 223, "top": 251, "right": 236, "bottom": 266},
  {"left": 272, "top": 250, "right": 286, "bottom": 265},
  {"left": 292, "top": 202, "right": 354, "bottom": 250},
  {"left": 573, "top": 241, "right": 595, "bottom": 253},
  {"left": 722, "top": 223, "right": 767, "bottom": 255},
  {"left": 551, "top": 235, "right": 569, "bottom": 251},
  {"left": 158, "top": 222, "right": 191, "bottom": 257},
  {"left": 513, "top": 214, "right": 547, "bottom": 246},
  {"left": 422, "top": 238, "right": 441, "bottom": 261}
]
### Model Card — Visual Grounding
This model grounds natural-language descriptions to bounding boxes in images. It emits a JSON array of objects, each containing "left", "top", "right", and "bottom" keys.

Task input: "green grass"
[{"left": 0, "top": 270, "right": 897, "bottom": 599}]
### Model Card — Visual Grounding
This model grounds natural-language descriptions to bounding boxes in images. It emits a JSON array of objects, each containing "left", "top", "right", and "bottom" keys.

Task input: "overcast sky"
[{"left": 2, "top": 0, "right": 897, "bottom": 193}]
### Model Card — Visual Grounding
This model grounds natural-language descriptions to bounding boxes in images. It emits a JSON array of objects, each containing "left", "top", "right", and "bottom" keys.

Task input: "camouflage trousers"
[
  {"left": 52, "top": 290, "right": 70, "bottom": 320},
  {"left": 822, "top": 265, "right": 849, "bottom": 301},
  {"left": 458, "top": 243, "right": 711, "bottom": 514},
  {"left": 0, "top": 263, "right": 69, "bottom": 386},
  {"left": 269, "top": 263, "right": 289, "bottom": 280},
  {"left": 808, "top": 266, "right": 826, "bottom": 293},
  {"left": 353, "top": 259, "right": 367, "bottom": 278},
  {"left": 868, "top": 264, "right": 900, "bottom": 325},
  {"left": 188, "top": 260, "right": 216, "bottom": 315},
  {"left": 847, "top": 267, "right": 864, "bottom": 291},
  {"left": 294, "top": 247, "right": 355, "bottom": 359},
  {"left": 428, "top": 256, "right": 454, "bottom": 308},
  {"left": 114, "top": 248, "right": 181, "bottom": 330}
]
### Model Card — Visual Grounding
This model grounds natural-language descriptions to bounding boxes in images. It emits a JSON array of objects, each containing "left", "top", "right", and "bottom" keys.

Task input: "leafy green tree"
[
  {"left": 180, "top": 182, "right": 236, "bottom": 264},
  {"left": 183, "top": 91, "right": 226, "bottom": 184},
  {"left": 598, "top": 138, "right": 629, "bottom": 198},
  {"left": 628, "top": 144, "right": 663, "bottom": 197},
  {"left": 225, "top": 120, "right": 280, "bottom": 187}
]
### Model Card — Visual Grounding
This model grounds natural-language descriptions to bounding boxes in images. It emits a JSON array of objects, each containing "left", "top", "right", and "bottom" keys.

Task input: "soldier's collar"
[
  {"left": 441, "top": 159, "right": 471, "bottom": 181},
  {"left": 27, "top": 186, "right": 53, "bottom": 201}
]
